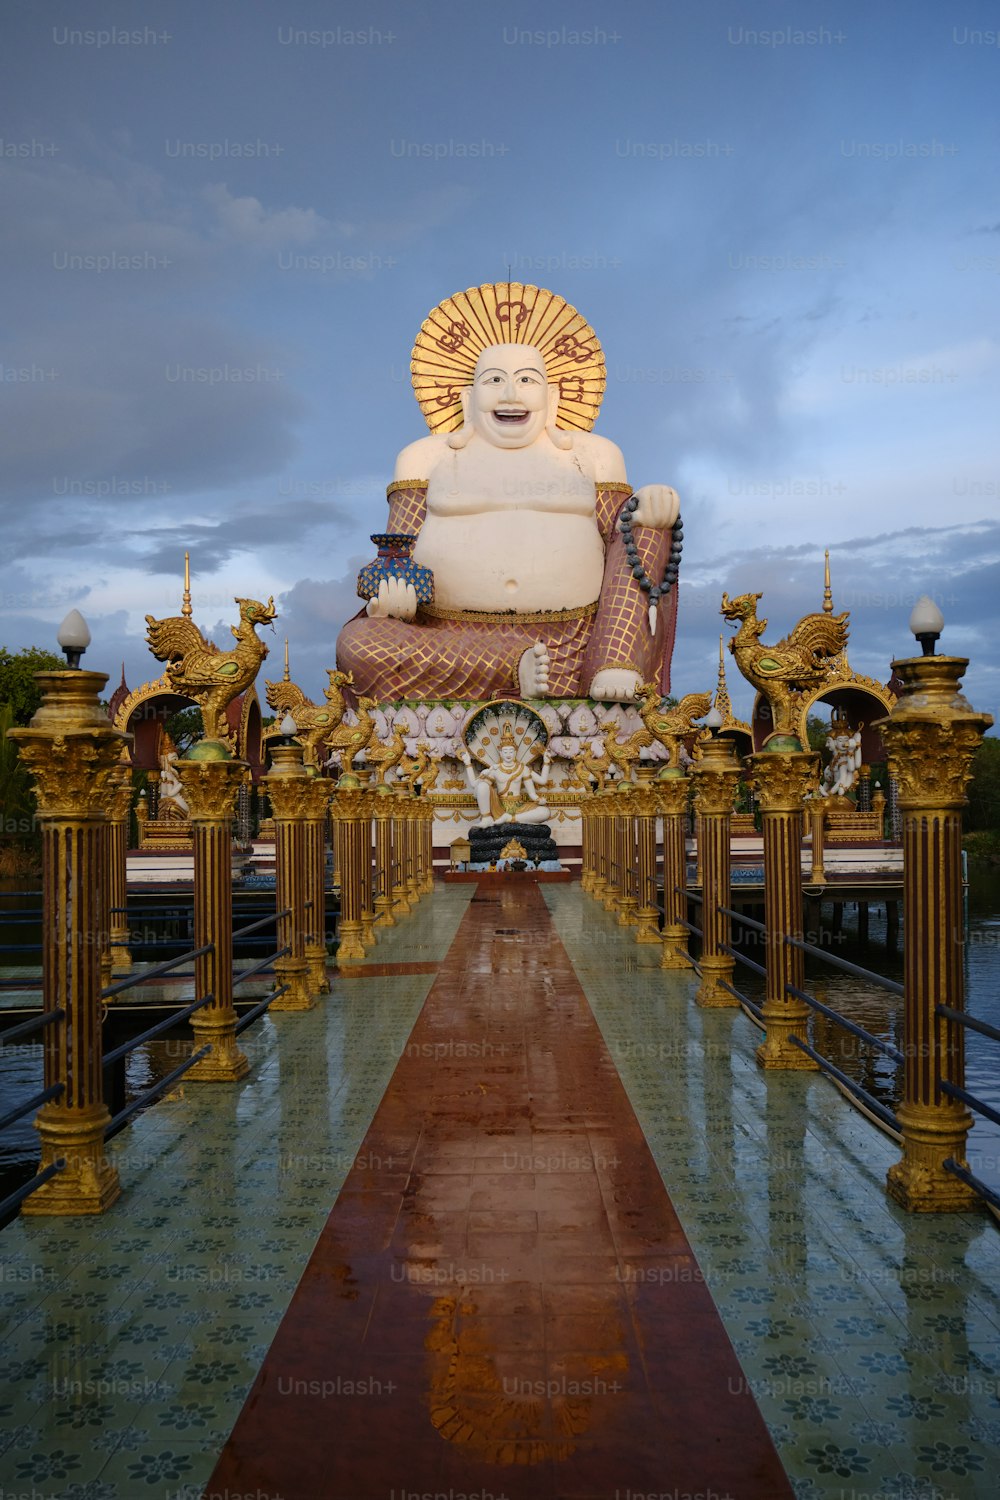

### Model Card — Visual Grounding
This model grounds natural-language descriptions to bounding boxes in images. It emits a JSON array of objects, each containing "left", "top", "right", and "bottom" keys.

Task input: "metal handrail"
[
  {"left": 937, "top": 1004, "right": 1000, "bottom": 1046},
  {"left": 784, "top": 935, "right": 904, "bottom": 997},
  {"left": 234, "top": 986, "right": 288, "bottom": 1035},
  {"left": 721, "top": 978, "right": 762, "bottom": 1016},
  {"left": 785, "top": 982, "right": 904, "bottom": 1065},
  {"left": 233, "top": 947, "right": 290, "bottom": 986},
  {"left": 0, "top": 1082, "right": 65, "bottom": 1134},
  {"left": 720, "top": 942, "right": 767, "bottom": 979},
  {"left": 788, "top": 1035, "right": 901, "bottom": 1134},
  {"left": 938, "top": 1079, "right": 1000, "bottom": 1132},
  {"left": 0, "top": 1009, "right": 65, "bottom": 1046},
  {"left": 104, "top": 1046, "right": 212, "bottom": 1141},
  {"left": 232, "top": 907, "right": 291, "bottom": 940},
  {"left": 943, "top": 1158, "right": 1000, "bottom": 1213},
  {"left": 102, "top": 993, "right": 215, "bottom": 1068},
  {"left": 100, "top": 944, "right": 214, "bottom": 1000},
  {"left": 0, "top": 1161, "right": 64, "bottom": 1221},
  {"left": 720, "top": 906, "right": 766, "bottom": 933}
]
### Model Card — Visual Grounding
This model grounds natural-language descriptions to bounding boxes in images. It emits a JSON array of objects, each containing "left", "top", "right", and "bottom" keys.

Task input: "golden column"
[
  {"left": 404, "top": 788, "right": 422, "bottom": 909},
  {"left": 332, "top": 785, "right": 369, "bottom": 964},
  {"left": 578, "top": 794, "right": 593, "bottom": 892},
  {"left": 878, "top": 604, "right": 992, "bottom": 1212},
  {"left": 302, "top": 776, "right": 332, "bottom": 994},
  {"left": 11, "top": 640, "right": 128, "bottom": 1215},
  {"left": 632, "top": 768, "right": 661, "bottom": 942},
  {"left": 106, "top": 759, "right": 133, "bottom": 974},
  {"left": 390, "top": 786, "right": 412, "bottom": 916},
  {"left": 601, "top": 790, "right": 619, "bottom": 912},
  {"left": 615, "top": 785, "right": 639, "bottom": 927},
  {"left": 372, "top": 784, "right": 397, "bottom": 926},
  {"left": 265, "top": 732, "right": 315, "bottom": 1010},
  {"left": 422, "top": 798, "right": 435, "bottom": 892},
  {"left": 175, "top": 747, "right": 250, "bottom": 1079},
  {"left": 359, "top": 776, "right": 378, "bottom": 947},
  {"left": 691, "top": 725, "right": 743, "bottom": 1006},
  {"left": 658, "top": 771, "right": 692, "bottom": 970},
  {"left": 750, "top": 749, "right": 820, "bottom": 1070},
  {"left": 808, "top": 795, "right": 827, "bottom": 885}
]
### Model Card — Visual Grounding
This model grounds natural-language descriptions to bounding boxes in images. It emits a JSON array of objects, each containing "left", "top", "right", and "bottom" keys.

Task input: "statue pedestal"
[{"left": 468, "top": 821, "right": 560, "bottom": 869}]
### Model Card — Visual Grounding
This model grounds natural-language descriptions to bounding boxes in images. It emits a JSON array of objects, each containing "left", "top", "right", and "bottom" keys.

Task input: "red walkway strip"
[{"left": 207, "top": 883, "right": 792, "bottom": 1500}]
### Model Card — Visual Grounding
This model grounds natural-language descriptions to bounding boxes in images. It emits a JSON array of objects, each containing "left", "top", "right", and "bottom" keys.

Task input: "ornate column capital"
[
  {"left": 175, "top": 757, "right": 247, "bottom": 822},
  {"left": 748, "top": 749, "right": 818, "bottom": 813},
  {"left": 876, "top": 655, "right": 992, "bottom": 811}
]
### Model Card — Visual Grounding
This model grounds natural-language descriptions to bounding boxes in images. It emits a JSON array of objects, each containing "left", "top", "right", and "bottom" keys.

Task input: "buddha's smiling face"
[{"left": 466, "top": 344, "right": 555, "bottom": 449}]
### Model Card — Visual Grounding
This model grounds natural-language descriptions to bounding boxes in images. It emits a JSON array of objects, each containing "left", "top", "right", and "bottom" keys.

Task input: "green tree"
[
  {"left": 164, "top": 705, "right": 203, "bottom": 754},
  {"left": 0, "top": 644, "right": 67, "bottom": 726},
  {"left": 806, "top": 714, "right": 829, "bottom": 752},
  {"left": 0, "top": 701, "right": 35, "bottom": 834},
  {"left": 966, "top": 736, "right": 1000, "bottom": 832}
]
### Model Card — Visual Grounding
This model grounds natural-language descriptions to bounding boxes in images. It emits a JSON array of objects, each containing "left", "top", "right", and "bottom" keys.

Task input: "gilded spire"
[
  {"left": 823, "top": 549, "right": 833, "bottom": 614},
  {"left": 714, "top": 634, "right": 733, "bottom": 723},
  {"left": 283, "top": 637, "right": 290, "bottom": 682},
  {"left": 182, "top": 551, "right": 192, "bottom": 619}
]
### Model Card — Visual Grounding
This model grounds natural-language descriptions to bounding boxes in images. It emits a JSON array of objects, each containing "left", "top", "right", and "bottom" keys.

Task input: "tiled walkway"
[
  {"left": 1, "top": 881, "right": 999, "bottom": 1499},
  {"left": 208, "top": 879, "right": 791, "bottom": 1499}
]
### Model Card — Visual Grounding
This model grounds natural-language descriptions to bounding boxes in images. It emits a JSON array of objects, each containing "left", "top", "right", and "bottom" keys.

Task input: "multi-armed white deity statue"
[{"left": 336, "top": 283, "right": 682, "bottom": 703}]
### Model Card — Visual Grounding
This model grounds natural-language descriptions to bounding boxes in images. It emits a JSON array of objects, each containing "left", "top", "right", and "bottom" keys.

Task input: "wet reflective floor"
[
  {"left": 208, "top": 880, "right": 791, "bottom": 1499},
  {"left": 1, "top": 881, "right": 999, "bottom": 1499}
]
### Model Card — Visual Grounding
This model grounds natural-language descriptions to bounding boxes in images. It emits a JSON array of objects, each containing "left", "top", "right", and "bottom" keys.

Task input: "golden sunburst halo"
[{"left": 411, "top": 282, "right": 606, "bottom": 434}]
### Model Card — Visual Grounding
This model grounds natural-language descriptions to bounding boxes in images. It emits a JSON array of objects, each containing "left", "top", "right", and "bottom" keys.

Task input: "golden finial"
[
  {"left": 182, "top": 551, "right": 192, "bottom": 619},
  {"left": 823, "top": 549, "right": 833, "bottom": 614},
  {"left": 283, "top": 637, "right": 290, "bottom": 682},
  {"left": 714, "top": 634, "right": 733, "bottom": 722}
]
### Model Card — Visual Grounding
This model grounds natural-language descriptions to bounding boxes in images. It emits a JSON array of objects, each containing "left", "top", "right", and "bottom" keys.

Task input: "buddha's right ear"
[{"left": 448, "top": 386, "right": 474, "bottom": 449}]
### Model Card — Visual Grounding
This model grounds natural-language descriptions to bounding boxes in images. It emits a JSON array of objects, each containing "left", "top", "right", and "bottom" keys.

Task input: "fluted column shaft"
[
  {"left": 658, "top": 774, "right": 691, "bottom": 969},
  {"left": 691, "top": 737, "right": 743, "bottom": 1006}
]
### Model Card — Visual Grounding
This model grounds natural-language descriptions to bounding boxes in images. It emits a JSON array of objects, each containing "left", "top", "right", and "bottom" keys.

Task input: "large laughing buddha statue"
[{"left": 336, "top": 282, "right": 682, "bottom": 702}]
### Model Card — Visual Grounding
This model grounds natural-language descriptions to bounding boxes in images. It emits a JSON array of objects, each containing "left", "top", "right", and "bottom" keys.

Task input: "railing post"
[
  {"left": 658, "top": 771, "right": 691, "bottom": 970},
  {"left": 360, "top": 777, "right": 377, "bottom": 947},
  {"left": 749, "top": 749, "right": 820, "bottom": 1070},
  {"left": 404, "top": 788, "right": 422, "bottom": 909},
  {"left": 632, "top": 767, "right": 660, "bottom": 942},
  {"left": 303, "top": 776, "right": 333, "bottom": 994},
  {"left": 107, "top": 758, "right": 133, "bottom": 974},
  {"left": 422, "top": 799, "right": 435, "bottom": 892},
  {"left": 175, "top": 749, "right": 251, "bottom": 1078},
  {"left": 11, "top": 670, "right": 128, "bottom": 1215},
  {"left": 691, "top": 732, "right": 742, "bottom": 1006},
  {"left": 878, "top": 652, "right": 992, "bottom": 1212},
  {"left": 602, "top": 791, "right": 620, "bottom": 913},
  {"left": 616, "top": 785, "right": 639, "bottom": 927},
  {"left": 391, "top": 786, "right": 412, "bottom": 915},
  {"left": 808, "top": 795, "right": 826, "bottom": 885},
  {"left": 372, "top": 786, "right": 397, "bottom": 926},
  {"left": 331, "top": 786, "right": 369, "bottom": 964},
  {"left": 265, "top": 736, "right": 315, "bottom": 1010}
]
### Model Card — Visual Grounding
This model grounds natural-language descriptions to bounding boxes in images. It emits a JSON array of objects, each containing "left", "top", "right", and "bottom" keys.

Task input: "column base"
[
  {"left": 755, "top": 1007, "right": 819, "bottom": 1070},
  {"left": 337, "top": 920, "right": 367, "bottom": 964},
  {"left": 886, "top": 1105, "right": 980, "bottom": 1213},
  {"left": 695, "top": 961, "right": 737, "bottom": 1008},
  {"left": 270, "top": 959, "right": 316, "bottom": 1012},
  {"left": 110, "top": 938, "right": 132, "bottom": 974},
  {"left": 374, "top": 895, "right": 396, "bottom": 927},
  {"left": 392, "top": 884, "right": 412, "bottom": 916},
  {"left": 189, "top": 1009, "right": 250, "bottom": 1080},
  {"left": 22, "top": 1104, "right": 120, "bottom": 1216},
  {"left": 305, "top": 942, "right": 331, "bottom": 994},
  {"left": 617, "top": 899, "right": 638, "bottom": 928},
  {"left": 660, "top": 924, "right": 690, "bottom": 969},
  {"left": 634, "top": 908, "right": 660, "bottom": 944},
  {"left": 362, "top": 911, "right": 378, "bottom": 948}
]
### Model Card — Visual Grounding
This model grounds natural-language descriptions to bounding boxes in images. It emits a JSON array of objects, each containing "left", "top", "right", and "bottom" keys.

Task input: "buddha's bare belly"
[{"left": 413, "top": 510, "right": 605, "bottom": 614}]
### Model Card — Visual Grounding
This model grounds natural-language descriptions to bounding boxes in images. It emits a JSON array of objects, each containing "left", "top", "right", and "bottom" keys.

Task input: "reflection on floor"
[{"left": 0, "top": 882, "right": 998, "bottom": 1499}]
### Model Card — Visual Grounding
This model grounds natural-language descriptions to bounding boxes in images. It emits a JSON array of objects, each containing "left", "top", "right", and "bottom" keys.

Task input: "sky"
[{"left": 1, "top": 0, "right": 998, "bottom": 728}]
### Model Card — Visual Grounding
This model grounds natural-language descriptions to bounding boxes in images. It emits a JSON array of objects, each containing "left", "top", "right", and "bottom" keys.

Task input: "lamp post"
[
  {"left": 11, "top": 614, "right": 127, "bottom": 1214},
  {"left": 879, "top": 599, "right": 992, "bottom": 1212}
]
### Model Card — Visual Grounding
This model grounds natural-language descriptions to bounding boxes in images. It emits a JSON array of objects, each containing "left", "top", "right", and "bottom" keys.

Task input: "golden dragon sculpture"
[
  {"left": 721, "top": 591, "right": 849, "bottom": 743},
  {"left": 145, "top": 596, "right": 276, "bottom": 746}
]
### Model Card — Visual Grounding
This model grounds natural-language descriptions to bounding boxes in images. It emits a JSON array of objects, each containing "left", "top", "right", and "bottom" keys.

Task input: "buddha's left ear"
[
  {"left": 546, "top": 384, "right": 573, "bottom": 451},
  {"left": 448, "top": 386, "right": 474, "bottom": 449}
]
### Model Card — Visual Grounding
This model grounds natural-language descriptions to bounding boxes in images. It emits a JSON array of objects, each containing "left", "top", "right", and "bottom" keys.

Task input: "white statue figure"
[
  {"left": 820, "top": 712, "right": 863, "bottom": 798},
  {"left": 158, "top": 731, "right": 189, "bottom": 817},
  {"left": 336, "top": 283, "right": 682, "bottom": 703},
  {"left": 458, "top": 704, "right": 553, "bottom": 828}
]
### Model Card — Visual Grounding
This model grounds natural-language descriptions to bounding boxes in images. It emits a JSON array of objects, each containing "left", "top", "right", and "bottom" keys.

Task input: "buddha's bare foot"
[
  {"left": 589, "top": 667, "right": 643, "bottom": 702},
  {"left": 518, "top": 641, "right": 550, "bottom": 698}
]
